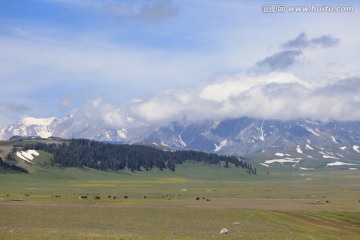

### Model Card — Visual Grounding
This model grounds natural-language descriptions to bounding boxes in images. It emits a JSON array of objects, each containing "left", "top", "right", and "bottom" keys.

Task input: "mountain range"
[{"left": 1, "top": 116, "right": 359, "bottom": 169}]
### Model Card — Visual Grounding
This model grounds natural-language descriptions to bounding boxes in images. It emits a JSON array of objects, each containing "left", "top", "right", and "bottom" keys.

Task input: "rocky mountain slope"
[{"left": 1, "top": 116, "right": 359, "bottom": 169}]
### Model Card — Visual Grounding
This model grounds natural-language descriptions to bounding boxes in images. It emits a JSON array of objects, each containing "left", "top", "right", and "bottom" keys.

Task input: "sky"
[{"left": 0, "top": 0, "right": 359, "bottom": 128}]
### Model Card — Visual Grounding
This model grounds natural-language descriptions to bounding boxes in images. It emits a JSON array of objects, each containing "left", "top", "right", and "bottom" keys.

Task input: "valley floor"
[{"left": 0, "top": 163, "right": 359, "bottom": 239}]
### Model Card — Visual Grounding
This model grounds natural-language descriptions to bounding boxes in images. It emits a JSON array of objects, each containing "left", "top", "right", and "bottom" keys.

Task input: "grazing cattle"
[
  {"left": 25, "top": 194, "right": 30, "bottom": 197},
  {"left": 326, "top": 200, "right": 329, "bottom": 203},
  {"left": 124, "top": 196, "right": 128, "bottom": 199},
  {"left": 108, "top": 195, "right": 111, "bottom": 199},
  {"left": 79, "top": 196, "right": 88, "bottom": 199},
  {"left": 113, "top": 196, "right": 117, "bottom": 199},
  {"left": 144, "top": 196, "right": 147, "bottom": 199},
  {"left": 196, "top": 197, "right": 200, "bottom": 200},
  {"left": 94, "top": 196, "right": 100, "bottom": 200},
  {"left": 206, "top": 199, "right": 211, "bottom": 201}
]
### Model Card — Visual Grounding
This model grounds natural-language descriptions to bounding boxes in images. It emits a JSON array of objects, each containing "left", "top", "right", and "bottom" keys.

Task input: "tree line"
[
  {"left": 0, "top": 157, "right": 28, "bottom": 173},
  {"left": 22, "top": 139, "right": 255, "bottom": 173}
]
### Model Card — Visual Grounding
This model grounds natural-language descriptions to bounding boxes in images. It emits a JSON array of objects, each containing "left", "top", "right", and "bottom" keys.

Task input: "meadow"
[{"left": 0, "top": 159, "right": 359, "bottom": 239}]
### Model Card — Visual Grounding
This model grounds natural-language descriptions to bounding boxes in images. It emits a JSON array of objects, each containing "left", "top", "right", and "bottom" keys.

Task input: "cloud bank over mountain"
[
  {"left": 68, "top": 72, "right": 360, "bottom": 129},
  {"left": 63, "top": 32, "right": 359, "bottom": 129}
]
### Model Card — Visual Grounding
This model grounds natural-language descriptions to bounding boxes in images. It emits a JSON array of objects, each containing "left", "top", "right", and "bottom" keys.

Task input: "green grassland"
[{"left": 0, "top": 141, "right": 359, "bottom": 239}]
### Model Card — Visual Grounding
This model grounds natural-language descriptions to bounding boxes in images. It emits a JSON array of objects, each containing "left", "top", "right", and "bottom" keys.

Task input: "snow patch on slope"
[
  {"left": 16, "top": 152, "right": 28, "bottom": 161},
  {"left": 296, "top": 146, "right": 303, "bottom": 154},
  {"left": 214, "top": 139, "right": 228, "bottom": 152},
  {"left": 305, "top": 144, "right": 314, "bottom": 150},
  {"left": 21, "top": 117, "right": 56, "bottom": 126},
  {"left": 322, "top": 155, "right": 339, "bottom": 159},
  {"left": 299, "top": 167, "right": 314, "bottom": 171},
  {"left": 104, "top": 131, "right": 112, "bottom": 141},
  {"left": 304, "top": 126, "right": 320, "bottom": 137},
  {"left": 178, "top": 134, "right": 186, "bottom": 147},
  {"left": 327, "top": 161, "right": 357, "bottom": 166},
  {"left": 36, "top": 127, "right": 53, "bottom": 138},
  {"left": 117, "top": 129, "right": 127, "bottom": 139},
  {"left": 353, "top": 145, "right": 360, "bottom": 153},
  {"left": 28, "top": 150, "right": 39, "bottom": 157},
  {"left": 274, "top": 153, "right": 290, "bottom": 157},
  {"left": 331, "top": 136, "right": 338, "bottom": 144},
  {"left": 259, "top": 119, "right": 265, "bottom": 141},
  {"left": 264, "top": 158, "right": 302, "bottom": 164},
  {"left": 16, "top": 150, "right": 39, "bottom": 164},
  {"left": 21, "top": 151, "right": 35, "bottom": 160}
]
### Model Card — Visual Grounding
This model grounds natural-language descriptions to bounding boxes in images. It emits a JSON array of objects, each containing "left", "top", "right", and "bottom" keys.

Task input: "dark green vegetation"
[
  {"left": 0, "top": 157, "right": 28, "bottom": 173},
  {"left": 0, "top": 139, "right": 359, "bottom": 239},
  {"left": 21, "top": 138, "right": 255, "bottom": 173}
]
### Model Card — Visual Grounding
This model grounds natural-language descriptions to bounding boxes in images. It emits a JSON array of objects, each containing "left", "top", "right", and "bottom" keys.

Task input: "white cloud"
[
  {"left": 70, "top": 97, "right": 128, "bottom": 129},
  {"left": 119, "top": 72, "right": 360, "bottom": 126},
  {"left": 199, "top": 72, "right": 309, "bottom": 102}
]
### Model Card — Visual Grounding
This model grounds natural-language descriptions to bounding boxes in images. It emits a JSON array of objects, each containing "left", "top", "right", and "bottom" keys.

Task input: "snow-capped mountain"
[
  {"left": 0, "top": 117, "right": 57, "bottom": 139},
  {"left": 1, "top": 116, "right": 359, "bottom": 169}
]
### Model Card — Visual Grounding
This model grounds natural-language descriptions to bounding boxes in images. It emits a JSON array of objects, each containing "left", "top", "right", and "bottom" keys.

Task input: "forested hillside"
[
  {"left": 0, "top": 157, "right": 28, "bottom": 173},
  {"left": 23, "top": 139, "right": 255, "bottom": 173}
]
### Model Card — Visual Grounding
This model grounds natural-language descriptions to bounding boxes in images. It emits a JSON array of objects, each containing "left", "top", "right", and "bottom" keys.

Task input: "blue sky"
[{"left": 0, "top": 0, "right": 359, "bottom": 127}]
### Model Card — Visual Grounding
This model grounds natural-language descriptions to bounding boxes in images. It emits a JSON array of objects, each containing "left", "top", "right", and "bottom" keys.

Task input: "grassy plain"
[{"left": 0, "top": 158, "right": 359, "bottom": 239}]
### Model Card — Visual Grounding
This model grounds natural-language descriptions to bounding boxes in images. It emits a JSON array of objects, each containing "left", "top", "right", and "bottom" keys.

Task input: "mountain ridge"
[{"left": 1, "top": 116, "right": 359, "bottom": 169}]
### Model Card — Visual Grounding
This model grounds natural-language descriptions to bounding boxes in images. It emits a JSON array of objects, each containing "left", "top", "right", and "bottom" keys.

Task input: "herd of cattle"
[
  {"left": 78, "top": 195, "right": 123, "bottom": 200},
  {"left": 17, "top": 193, "right": 212, "bottom": 201}
]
